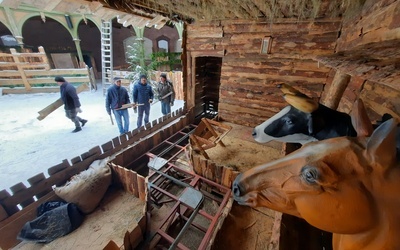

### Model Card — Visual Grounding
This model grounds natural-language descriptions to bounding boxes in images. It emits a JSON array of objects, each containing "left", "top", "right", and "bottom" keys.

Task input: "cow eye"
[
  {"left": 301, "top": 166, "right": 319, "bottom": 184},
  {"left": 285, "top": 119, "right": 293, "bottom": 125}
]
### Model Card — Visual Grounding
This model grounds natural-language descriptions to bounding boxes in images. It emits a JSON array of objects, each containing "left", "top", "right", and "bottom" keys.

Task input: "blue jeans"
[
  {"left": 113, "top": 109, "right": 129, "bottom": 134},
  {"left": 161, "top": 101, "right": 171, "bottom": 116},
  {"left": 137, "top": 104, "right": 150, "bottom": 128}
]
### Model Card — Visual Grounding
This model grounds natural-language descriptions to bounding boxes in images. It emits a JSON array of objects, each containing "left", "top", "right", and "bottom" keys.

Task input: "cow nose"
[
  {"left": 232, "top": 177, "right": 243, "bottom": 197},
  {"left": 252, "top": 129, "right": 257, "bottom": 138}
]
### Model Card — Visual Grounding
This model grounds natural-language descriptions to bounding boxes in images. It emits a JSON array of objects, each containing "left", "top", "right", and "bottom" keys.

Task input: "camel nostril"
[{"left": 252, "top": 129, "right": 257, "bottom": 137}]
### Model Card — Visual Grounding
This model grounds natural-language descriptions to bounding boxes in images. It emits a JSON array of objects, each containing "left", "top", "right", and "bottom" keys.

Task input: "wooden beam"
[
  {"left": 9, "top": 48, "right": 30, "bottom": 91},
  {"left": 321, "top": 71, "right": 351, "bottom": 109}
]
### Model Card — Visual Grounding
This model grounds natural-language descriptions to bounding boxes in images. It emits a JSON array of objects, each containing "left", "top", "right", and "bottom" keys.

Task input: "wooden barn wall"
[
  {"left": 186, "top": 19, "right": 341, "bottom": 127},
  {"left": 319, "top": 0, "right": 400, "bottom": 122}
]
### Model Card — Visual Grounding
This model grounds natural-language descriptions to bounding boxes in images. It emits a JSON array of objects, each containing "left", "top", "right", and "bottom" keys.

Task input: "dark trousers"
[{"left": 65, "top": 109, "right": 83, "bottom": 128}]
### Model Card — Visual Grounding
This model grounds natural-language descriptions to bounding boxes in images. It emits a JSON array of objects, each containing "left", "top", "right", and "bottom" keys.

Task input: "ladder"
[{"left": 101, "top": 20, "right": 113, "bottom": 95}]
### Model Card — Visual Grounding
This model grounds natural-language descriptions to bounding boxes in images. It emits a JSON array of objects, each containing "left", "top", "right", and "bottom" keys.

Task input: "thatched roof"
[
  {"left": 0, "top": 0, "right": 364, "bottom": 29},
  {"left": 95, "top": 0, "right": 364, "bottom": 23}
]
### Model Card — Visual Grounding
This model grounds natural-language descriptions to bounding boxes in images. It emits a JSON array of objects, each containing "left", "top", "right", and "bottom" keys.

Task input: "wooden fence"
[{"left": 0, "top": 46, "right": 94, "bottom": 94}]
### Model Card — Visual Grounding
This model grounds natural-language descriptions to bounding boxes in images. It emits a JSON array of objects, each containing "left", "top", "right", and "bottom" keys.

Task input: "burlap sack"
[{"left": 54, "top": 158, "right": 112, "bottom": 214}]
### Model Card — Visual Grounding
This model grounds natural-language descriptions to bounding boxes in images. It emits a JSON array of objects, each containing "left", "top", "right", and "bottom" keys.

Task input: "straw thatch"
[{"left": 96, "top": 0, "right": 364, "bottom": 23}]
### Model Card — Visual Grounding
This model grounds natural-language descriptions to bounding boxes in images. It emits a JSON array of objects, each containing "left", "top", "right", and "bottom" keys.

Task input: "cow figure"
[
  {"left": 233, "top": 119, "right": 400, "bottom": 250},
  {"left": 252, "top": 84, "right": 361, "bottom": 144}
]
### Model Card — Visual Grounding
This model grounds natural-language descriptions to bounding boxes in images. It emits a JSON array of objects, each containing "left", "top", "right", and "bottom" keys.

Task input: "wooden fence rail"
[{"left": 0, "top": 46, "right": 94, "bottom": 94}]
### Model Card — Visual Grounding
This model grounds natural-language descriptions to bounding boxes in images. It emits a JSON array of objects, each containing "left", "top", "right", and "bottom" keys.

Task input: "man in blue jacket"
[
  {"left": 133, "top": 74, "right": 154, "bottom": 129},
  {"left": 55, "top": 76, "right": 87, "bottom": 133},
  {"left": 106, "top": 77, "right": 131, "bottom": 135}
]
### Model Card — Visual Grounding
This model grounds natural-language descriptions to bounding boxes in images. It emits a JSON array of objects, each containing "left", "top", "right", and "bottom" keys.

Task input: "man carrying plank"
[
  {"left": 156, "top": 73, "right": 175, "bottom": 116},
  {"left": 55, "top": 76, "right": 87, "bottom": 133},
  {"left": 105, "top": 77, "right": 131, "bottom": 135}
]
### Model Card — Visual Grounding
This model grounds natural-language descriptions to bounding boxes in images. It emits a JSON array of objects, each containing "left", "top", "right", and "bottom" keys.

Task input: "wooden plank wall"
[
  {"left": 320, "top": 0, "right": 400, "bottom": 122},
  {"left": 186, "top": 19, "right": 341, "bottom": 127}
]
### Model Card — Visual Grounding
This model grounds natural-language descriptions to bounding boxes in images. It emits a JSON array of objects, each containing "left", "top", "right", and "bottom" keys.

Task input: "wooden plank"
[
  {"left": 0, "top": 76, "right": 90, "bottom": 86},
  {"left": 137, "top": 175, "right": 146, "bottom": 201},
  {"left": 36, "top": 83, "right": 88, "bottom": 121},
  {"left": 2, "top": 87, "right": 59, "bottom": 94},
  {"left": 27, "top": 173, "right": 52, "bottom": 199},
  {"left": 10, "top": 48, "right": 30, "bottom": 90},
  {"left": 0, "top": 190, "right": 18, "bottom": 218}
]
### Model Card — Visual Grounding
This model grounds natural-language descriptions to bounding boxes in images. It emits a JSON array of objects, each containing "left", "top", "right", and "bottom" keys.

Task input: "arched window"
[
  {"left": 123, "top": 36, "right": 153, "bottom": 61},
  {"left": 157, "top": 39, "right": 168, "bottom": 52}
]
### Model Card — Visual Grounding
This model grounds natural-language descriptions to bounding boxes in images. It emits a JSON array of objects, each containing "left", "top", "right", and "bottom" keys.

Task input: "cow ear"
[
  {"left": 365, "top": 118, "right": 397, "bottom": 169},
  {"left": 283, "top": 94, "right": 319, "bottom": 113},
  {"left": 350, "top": 99, "right": 373, "bottom": 137}
]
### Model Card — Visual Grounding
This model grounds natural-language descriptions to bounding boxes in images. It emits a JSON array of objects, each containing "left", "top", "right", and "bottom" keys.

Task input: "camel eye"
[{"left": 301, "top": 166, "right": 319, "bottom": 184}]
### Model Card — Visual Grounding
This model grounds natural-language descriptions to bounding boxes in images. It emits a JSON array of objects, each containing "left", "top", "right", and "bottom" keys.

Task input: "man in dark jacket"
[
  {"left": 55, "top": 76, "right": 87, "bottom": 133},
  {"left": 133, "top": 74, "right": 154, "bottom": 129},
  {"left": 157, "top": 73, "right": 175, "bottom": 116},
  {"left": 106, "top": 77, "right": 131, "bottom": 135}
]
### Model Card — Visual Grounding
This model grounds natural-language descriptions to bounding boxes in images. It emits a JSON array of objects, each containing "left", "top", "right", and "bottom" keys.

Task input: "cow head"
[
  {"left": 253, "top": 85, "right": 320, "bottom": 144},
  {"left": 252, "top": 105, "right": 318, "bottom": 144}
]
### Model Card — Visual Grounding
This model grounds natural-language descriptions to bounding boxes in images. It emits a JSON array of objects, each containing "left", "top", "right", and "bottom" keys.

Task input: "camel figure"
[{"left": 233, "top": 118, "right": 400, "bottom": 250}]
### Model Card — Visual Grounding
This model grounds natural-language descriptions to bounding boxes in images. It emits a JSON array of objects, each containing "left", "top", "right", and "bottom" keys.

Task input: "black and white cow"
[{"left": 252, "top": 104, "right": 357, "bottom": 144}]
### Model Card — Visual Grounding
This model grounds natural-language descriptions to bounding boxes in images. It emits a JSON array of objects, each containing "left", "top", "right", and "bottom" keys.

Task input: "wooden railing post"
[
  {"left": 38, "top": 46, "right": 50, "bottom": 70},
  {"left": 10, "top": 48, "right": 31, "bottom": 91}
]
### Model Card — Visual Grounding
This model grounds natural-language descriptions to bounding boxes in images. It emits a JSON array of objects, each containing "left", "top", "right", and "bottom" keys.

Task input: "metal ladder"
[{"left": 101, "top": 20, "right": 113, "bottom": 95}]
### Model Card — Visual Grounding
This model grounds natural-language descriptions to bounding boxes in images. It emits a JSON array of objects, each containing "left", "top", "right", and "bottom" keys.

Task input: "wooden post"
[
  {"left": 322, "top": 71, "right": 351, "bottom": 109},
  {"left": 38, "top": 46, "right": 50, "bottom": 70},
  {"left": 10, "top": 48, "right": 31, "bottom": 91}
]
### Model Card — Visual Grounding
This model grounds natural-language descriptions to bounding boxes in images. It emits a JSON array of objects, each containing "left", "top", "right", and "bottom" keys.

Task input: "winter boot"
[
  {"left": 81, "top": 119, "right": 88, "bottom": 127},
  {"left": 72, "top": 127, "right": 82, "bottom": 133}
]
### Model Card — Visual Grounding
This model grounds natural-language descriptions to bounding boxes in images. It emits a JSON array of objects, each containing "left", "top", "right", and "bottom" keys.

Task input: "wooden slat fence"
[{"left": 0, "top": 46, "right": 94, "bottom": 94}]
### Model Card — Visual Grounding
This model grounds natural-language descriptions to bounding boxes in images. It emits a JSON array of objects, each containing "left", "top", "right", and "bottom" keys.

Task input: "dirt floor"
[
  {"left": 205, "top": 134, "right": 283, "bottom": 172},
  {"left": 204, "top": 121, "right": 282, "bottom": 170},
  {"left": 14, "top": 186, "right": 145, "bottom": 250}
]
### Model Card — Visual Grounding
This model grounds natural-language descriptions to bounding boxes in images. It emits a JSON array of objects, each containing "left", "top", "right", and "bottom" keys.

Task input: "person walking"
[
  {"left": 157, "top": 73, "right": 175, "bottom": 116},
  {"left": 55, "top": 76, "right": 87, "bottom": 133},
  {"left": 133, "top": 74, "right": 154, "bottom": 128},
  {"left": 105, "top": 77, "right": 131, "bottom": 135}
]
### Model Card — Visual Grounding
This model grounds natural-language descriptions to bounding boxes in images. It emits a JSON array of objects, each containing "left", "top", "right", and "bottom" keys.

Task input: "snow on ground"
[{"left": 0, "top": 86, "right": 184, "bottom": 191}]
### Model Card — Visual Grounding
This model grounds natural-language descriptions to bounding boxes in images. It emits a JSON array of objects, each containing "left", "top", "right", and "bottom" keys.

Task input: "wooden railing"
[{"left": 0, "top": 46, "right": 94, "bottom": 94}]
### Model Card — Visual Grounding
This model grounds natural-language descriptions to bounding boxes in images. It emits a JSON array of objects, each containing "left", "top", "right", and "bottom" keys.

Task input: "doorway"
[{"left": 194, "top": 56, "right": 222, "bottom": 120}]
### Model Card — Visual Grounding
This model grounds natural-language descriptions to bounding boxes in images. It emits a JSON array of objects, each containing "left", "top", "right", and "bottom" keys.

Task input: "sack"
[
  {"left": 54, "top": 158, "right": 112, "bottom": 214},
  {"left": 17, "top": 202, "right": 84, "bottom": 243}
]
